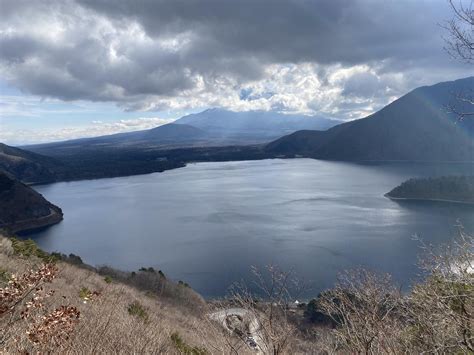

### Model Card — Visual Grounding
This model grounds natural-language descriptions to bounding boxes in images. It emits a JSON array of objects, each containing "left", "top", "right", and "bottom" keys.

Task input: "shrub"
[
  {"left": 0, "top": 263, "right": 58, "bottom": 317},
  {"left": 178, "top": 280, "right": 190, "bottom": 288},
  {"left": 66, "top": 253, "right": 83, "bottom": 265},
  {"left": 0, "top": 268, "right": 10, "bottom": 285},
  {"left": 0, "top": 263, "right": 81, "bottom": 351},
  {"left": 78, "top": 287, "right": 100, "bottom": 303},
  {"left": 103, "top": 276, "right": 113, "bottom": 284},
  {"left": 305, "top": 297, "right": 334, "bottom": 325},
  {"left": 170, "top": 332, "right": 207, "bottom": 355},
  {"left": 318, "top": 231, "right": 474, "bottom": 354},
  {"left": 79, "top": 287, "right": 91, "bottom": 300},
  {"left": 10, "top": 238, "right": 60, "bottom": 263},
  {"left": 318, "top": 269, "right": 404, "bottom": 354},
  {"left": 127, "top": 301, "right": 149, "bottom": 322},
  {"left": 97, "top": 265, "right": 206, "bottom": 314},
  {"left": 27, "top": 305, "right": 80, "bottom": 346},
  {"left": 404, "top": 232, "right": 474, "bottom": 353}
]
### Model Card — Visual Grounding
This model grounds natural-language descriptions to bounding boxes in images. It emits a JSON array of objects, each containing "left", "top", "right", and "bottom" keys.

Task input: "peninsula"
[{"left": 386, "top": 176, "right": 474, "bottom": 205}]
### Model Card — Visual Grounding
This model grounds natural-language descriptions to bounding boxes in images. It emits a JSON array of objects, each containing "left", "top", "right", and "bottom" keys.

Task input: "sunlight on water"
[{"left": 27, "top": 159, "right": 474, "bottom": 298}]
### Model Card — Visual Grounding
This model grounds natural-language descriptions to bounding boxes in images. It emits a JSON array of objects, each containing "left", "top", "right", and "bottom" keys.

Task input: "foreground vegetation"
[{"left": 0, "top": 231, "right": 472, "bottom": 354}]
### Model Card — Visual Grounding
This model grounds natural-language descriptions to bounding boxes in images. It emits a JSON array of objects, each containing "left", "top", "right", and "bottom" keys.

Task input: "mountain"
[
  {"left": 25, "top": 123, "right": 209, "bottom": 155},
  {"left": 25, "top": 110, "right": 340, "bottom": 156},
  {"left": 0, "top": 172, "right": 63, "bottom": 233},
  {"left": 175, "top": 108, "right": 339, "bottom": 139},
  {"left": 266, "top": 77, "right": 474, "bottom": 161},
  {"left": 0, "top": 143, "right": 62, "bottom": 183},
  {"left": 126, "top": 123, "right": 207, "bottom": 142},
  {"left": 70, "top": 123, "right": 207, "bottom": 145}
]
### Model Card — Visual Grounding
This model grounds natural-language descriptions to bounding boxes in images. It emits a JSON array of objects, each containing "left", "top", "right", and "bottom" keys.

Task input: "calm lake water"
[{"left": 27, "top": 159, "right": 474, "bottom": 298}]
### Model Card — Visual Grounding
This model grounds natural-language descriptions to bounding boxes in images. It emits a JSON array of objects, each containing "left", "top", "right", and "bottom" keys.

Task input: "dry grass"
[
  {"left": 0, "top": 237, "right": 235, "bottom": 354},
  {"left": 0, "top": 237, "right": 318, "bottom": 354},
  {"left": 2, "top": 231, "right": 471, "bottom": 354}
]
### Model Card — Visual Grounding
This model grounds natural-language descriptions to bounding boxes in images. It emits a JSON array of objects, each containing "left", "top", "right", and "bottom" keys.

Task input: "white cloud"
[
  {"left": 0, "top": 0, "right": 469, "bottom": 122},
  {"left": 126, "top": 62, "right": 417, "bottom": 120},
  {"left": 0, "top": 0, "right": 471, "bottom": 146},
  {"left": 0, "top": 117, "right": 175, "bottom": 145}
]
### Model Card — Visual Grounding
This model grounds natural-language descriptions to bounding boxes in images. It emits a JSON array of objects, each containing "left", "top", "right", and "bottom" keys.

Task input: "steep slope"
[
  {"left": 0, "top": 143, "right": 61, "bottom": 183},
  {"left": 0, "top": 172, "right": 63, "bottom": 233},
  {"left": 267, "top": 77, "right": 474, "bottom": 161},
  {"left": 175, "top": 108, "right": 339, "bottom": 138}
]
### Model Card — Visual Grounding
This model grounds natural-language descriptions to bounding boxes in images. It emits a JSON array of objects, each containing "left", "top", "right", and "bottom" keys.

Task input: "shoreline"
[
  {"left": 5, "top": 207, "right": 63, "bottom": 234},
  {"left": 385, "top": 194, "right": 474, "bottom": 206},
  {"left": 27, "top": 155, "right": 474, "bottom": 187}
]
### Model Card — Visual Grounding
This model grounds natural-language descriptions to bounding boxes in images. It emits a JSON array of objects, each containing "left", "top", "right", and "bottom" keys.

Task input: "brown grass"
[
  {"left": 3, "top": 231, "right": 471, "bottom": 354},
  {"left": 0, "top": 237, "right": 235, "bottom": 354},
  {"left": 0, "top": 237, "right": 319, "bottom": 354}
]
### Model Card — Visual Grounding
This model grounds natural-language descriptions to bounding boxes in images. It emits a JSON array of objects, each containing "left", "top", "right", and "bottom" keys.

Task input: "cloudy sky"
[{"left": 0, "top": 0, "right": 472, "bottom": 144}]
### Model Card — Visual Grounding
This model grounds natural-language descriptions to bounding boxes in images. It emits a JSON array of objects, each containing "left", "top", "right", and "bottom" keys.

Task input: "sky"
[{"left": 0, "top": 0, "right": 472, "bottom": 145}]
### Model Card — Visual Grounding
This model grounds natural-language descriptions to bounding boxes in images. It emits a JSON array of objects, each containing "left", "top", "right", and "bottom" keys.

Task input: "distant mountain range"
[
  {"left": 175, "top": 108, "right": 338, "bottom": 138},
  {"left": 266, "top": 77, "right": 474, "bottom": 161},
  {"left": 25, "top": 110, "right": 339, "bottom": 155},
  {"left": 27, "top": 123, "right": 208, "bottom": 153},
  {"left": 2, "top": 77, "right": 473, "bottom": 185}
]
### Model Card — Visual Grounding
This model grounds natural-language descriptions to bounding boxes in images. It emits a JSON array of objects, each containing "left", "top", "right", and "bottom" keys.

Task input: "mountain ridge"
[
  {"left": 266, "top": 77, "right": 474, "bottom": 161},
  {"left": 175, "top": 108, "right": 339, "bottom": 137},
  {"left": 23, "top": 109, "right": 340, "bottom": 154}
]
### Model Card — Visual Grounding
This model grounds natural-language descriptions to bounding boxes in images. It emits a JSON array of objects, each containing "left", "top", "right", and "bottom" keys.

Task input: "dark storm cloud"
[
  {"left": 0, "top": 0, "right": 469, "bottom": 115},
  {"left": 77, "top": 0, "right": 447, "bottom": 65}
]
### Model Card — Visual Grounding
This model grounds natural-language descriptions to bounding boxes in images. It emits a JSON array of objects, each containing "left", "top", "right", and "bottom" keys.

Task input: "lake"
[{"left": 26, "top": 159, "right": 474, "bottom": 298}]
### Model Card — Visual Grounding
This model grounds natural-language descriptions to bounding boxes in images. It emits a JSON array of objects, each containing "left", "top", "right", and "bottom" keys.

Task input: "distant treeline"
[
  {"left": 38, "top": 145, "right": 271, "bottom": 182},
  {"left": 386, "top": 175, "right": 474, "bottom": 204}
]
